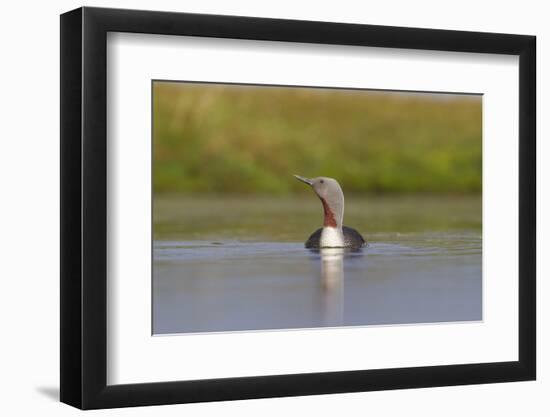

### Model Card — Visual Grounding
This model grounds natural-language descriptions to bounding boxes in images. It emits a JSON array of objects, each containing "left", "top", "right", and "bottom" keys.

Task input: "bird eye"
[{"left": 320, "top": 180, "right": 324, "bottom": 184}]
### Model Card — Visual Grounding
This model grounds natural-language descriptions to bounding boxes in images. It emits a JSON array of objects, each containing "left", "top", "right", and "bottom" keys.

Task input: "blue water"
[{"left": 152, "top": 232, "right": 482, "bottom": 334}]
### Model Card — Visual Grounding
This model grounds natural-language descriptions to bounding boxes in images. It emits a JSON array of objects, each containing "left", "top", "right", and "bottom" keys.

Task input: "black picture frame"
[{"left": 60, "top": 6, "right": 536, "bottom": 410}]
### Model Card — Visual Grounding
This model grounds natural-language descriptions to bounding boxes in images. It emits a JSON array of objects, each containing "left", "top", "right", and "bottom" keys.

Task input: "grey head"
[{"left": 294, "top": 175, "right": 344, "bottom": 228}]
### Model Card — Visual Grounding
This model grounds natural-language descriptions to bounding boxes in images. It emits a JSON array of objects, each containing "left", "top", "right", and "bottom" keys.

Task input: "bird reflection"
[
  {"left": 319, "top": 248, "right": 345, "bottom": 326},
  {"left": 313, "top": 247, "right": 365, "bottom": 327}
]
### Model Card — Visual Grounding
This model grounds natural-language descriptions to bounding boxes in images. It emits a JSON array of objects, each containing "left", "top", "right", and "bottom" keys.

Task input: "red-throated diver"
[{"left": 294, "top": 175, "right": 366, "bottom": 249}]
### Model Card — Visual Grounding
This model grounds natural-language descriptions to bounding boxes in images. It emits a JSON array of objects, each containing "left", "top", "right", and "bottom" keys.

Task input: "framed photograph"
[{"left": 60, "top": 6, "right": 536, "bottom": 409}]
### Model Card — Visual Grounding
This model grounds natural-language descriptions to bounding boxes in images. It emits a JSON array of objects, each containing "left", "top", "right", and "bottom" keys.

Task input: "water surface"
[{"left": 153, "top": 195, "right": 482, "bottom": 334}]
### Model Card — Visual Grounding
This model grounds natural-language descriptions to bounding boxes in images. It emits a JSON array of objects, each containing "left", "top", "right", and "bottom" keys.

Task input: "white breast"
[{"left": 320, "top": 227, "right": 345, "bottom": 248}]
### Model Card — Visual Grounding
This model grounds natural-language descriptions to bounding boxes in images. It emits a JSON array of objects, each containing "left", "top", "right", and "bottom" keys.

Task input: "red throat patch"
[{"left": 320, "top": 197, "right": 337, "bottom": 227}]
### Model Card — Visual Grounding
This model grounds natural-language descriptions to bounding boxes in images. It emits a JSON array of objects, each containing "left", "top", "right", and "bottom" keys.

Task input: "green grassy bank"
[{"left": 153, "top": 82, "right": 482, "bottom": 194}]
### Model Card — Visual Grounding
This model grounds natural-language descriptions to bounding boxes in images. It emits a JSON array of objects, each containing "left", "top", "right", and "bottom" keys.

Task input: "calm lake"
[{"left": 153, "top": 195, "right": 482, "bottom": 334}]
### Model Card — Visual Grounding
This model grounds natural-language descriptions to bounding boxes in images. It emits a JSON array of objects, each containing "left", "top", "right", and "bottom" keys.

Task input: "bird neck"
[{"left": 320, "top": 195, "right": 344, "bottom": 229}]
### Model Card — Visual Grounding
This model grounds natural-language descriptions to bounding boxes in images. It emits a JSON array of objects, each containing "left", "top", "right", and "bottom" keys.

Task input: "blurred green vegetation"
[
  {"left": 154, "top": 195, "right": 482, "bottom": 240},
  {"left": 153, "top": 82, "right": 481, "bottom": 194}
]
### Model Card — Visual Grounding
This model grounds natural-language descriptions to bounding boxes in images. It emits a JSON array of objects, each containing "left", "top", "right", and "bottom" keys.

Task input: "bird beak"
[{"left": 294, "top": 175, "right": 313, "bottom": 186}]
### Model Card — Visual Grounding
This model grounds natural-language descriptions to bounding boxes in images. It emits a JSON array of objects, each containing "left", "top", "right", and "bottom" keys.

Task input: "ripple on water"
[{"left": 153, "top": 231, "right": 481, "bottom": 262}]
